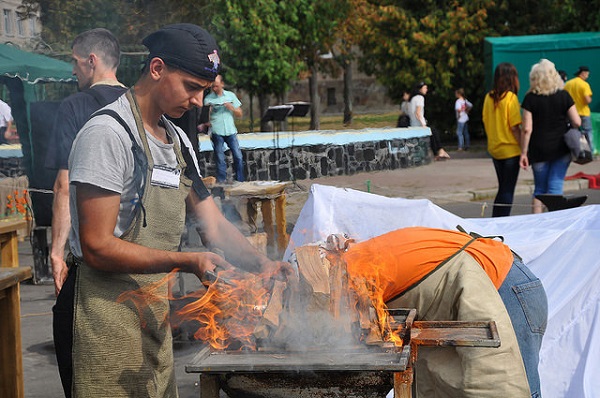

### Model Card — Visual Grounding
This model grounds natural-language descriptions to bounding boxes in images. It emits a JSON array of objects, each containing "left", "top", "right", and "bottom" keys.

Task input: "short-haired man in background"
[
  {"left": 45, "top": 28, "right": 126, "bottom": 397},
  {"left": 46, "top": 28, "right": 127, "bottom": 296},
  {"left": 202, "top": 74, "right": 245, "bottom": 183}
]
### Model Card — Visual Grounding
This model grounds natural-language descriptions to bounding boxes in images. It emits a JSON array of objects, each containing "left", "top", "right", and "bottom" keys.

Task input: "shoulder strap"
[
  {"left": 456, "top": 224, "right": 504, "bottom": 242},
  {"left": 91, "top": 108, "right": 148, "bottom": 227},
  {"left": 161, "top": 116, "right": 210, "bottom": 199}
]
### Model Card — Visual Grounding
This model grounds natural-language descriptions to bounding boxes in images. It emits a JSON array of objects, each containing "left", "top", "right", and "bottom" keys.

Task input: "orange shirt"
[{"left": 342, "top": 227, "right": 514, "bottom": 302}]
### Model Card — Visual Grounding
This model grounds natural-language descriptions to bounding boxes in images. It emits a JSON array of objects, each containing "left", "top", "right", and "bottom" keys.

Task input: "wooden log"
[
  {"left": 253, "top": 280, "right": 286, "bottom": 340},
  {"left": 295, "top": 245, "right": 330, "bottom": 295},
  {"left": 262, "top": 280, "right": 286, "bottom": 327},
  {"left": 328, "top": 258, "right": 343, "bottom": 319},
  {"left": 274, "top": 193, "right": 288, "bottom": 255}
]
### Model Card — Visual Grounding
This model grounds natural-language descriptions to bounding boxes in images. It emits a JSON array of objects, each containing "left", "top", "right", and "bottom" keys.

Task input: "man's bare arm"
[
  {"left": 76, "top": 183, "right": 230, "bottom": 279},
  {"left": 187, "top": 191, "right": 292, "bottom": 279},
  {"left": 50, "top": 169, "right": 71, "bottom": 295}
]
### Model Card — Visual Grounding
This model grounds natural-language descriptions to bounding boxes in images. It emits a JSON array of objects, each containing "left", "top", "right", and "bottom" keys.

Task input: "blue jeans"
[
  {"left": 532, "top": 153, "right": 571, "bottom": 196},
  {"left": 498, "top": 256, "right": 548, "bottom": 398},
  {"left": 210, "top": 133, "right": 245, "bottom": 182},
  {"left": 492, "top": 155, "right": 520, "bottom": 217},
  {"left": 580, "top": 115, "right": 594, "bottom": 154},
  {"left": 456, "top": 121, "right": 470, "bottom": 149}
]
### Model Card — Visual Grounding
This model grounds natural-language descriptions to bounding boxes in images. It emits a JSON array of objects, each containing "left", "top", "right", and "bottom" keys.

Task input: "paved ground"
[{"left": 16, "top": 145, "right": 599, "bottom": 397}]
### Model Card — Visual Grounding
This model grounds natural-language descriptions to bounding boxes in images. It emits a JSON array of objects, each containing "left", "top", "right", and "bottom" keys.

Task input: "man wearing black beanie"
[{"left": 61, "top": 24, "right": 291, "bottom": 397}]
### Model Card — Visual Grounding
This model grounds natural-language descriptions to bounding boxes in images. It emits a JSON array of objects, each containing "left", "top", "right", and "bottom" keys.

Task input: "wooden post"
[
  {"left": 274, "top": 193, "right": 288, "bottom": 256},
  {"left": 260, "top": 199, "right": 275, "bottom": 249},
  {"left": 393, "top": 369, "right": 413, "bottom": 398},
  {"left": 0, "top": 266, "right": 32, "bottom": 398}
]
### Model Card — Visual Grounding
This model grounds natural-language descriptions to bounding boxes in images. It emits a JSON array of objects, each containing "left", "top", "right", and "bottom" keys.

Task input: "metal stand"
[{"left": 262, "top": 105, "right": 293, "bottom": 180}]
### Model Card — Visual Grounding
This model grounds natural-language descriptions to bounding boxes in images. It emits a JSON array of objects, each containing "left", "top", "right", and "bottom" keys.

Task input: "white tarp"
[{"left": 285, "top": 184, "right": 600, "bottom": 398}]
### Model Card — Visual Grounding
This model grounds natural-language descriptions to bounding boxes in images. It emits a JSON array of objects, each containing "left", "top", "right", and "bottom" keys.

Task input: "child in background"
[{"left": 454, "top": 88, "right": 472, "bottom": 151}]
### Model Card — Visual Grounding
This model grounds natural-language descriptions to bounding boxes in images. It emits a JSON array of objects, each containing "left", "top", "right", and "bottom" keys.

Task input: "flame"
[
  {"left": 172, "top": 268, "right": 271, "bottom": 350},
  {"left": 117, "top": 268, "right": 272, "bottom": 351},
  {"left": 117, "top": 237, "right": 406, "bottom": 351},
  {"left": 340, "top": 243, "right": 404, "bottom": 346},
  {"left": 116, "top": 272, "right": 174, "bottom": 329}
]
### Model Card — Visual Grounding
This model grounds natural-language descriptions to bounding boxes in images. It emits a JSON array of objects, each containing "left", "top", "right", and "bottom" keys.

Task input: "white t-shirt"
[
  {"left": 455, "top": 98, "right": 472, "bottom": 123},
  {"left": 409, "top": 95, "right": 426, "bottom": 127},
  {"left": 0, "top": 100, "right": 12, "bottom": 128}
]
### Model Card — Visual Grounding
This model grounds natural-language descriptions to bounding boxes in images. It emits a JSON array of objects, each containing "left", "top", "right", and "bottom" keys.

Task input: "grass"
[{"left": 237, "top": 112, "right": 399, "bottom": 133}]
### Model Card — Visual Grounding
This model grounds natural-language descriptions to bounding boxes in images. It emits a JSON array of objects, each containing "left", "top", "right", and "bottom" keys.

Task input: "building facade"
[{"left": 0, "top": 0, "right": 41, "bottom": 50}]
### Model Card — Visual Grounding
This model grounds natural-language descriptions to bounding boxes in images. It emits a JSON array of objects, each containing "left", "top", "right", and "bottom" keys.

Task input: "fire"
[
  {"left": 117, "top": 268, "right": 272, "bottom": 351},
  {"left": 172, "top": 268, "right": 271, "bottom": 350},
  {"left": 118, "top": 234, "right": 406, "bottom": 352},
  {"left": 325, "top": 244, "right": 404, "bottom": 347}
]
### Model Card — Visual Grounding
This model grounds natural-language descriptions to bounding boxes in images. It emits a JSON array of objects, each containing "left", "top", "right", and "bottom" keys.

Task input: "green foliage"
[
  {"left": 354, "top": 0, "right": 600, "bottom": 133},
  {"left": 356, "top": 1, "right": 495, "bottom": 131},
  {"left": 21, "top": 0, "right": 600, "bottom": 134},
  {"left": 209, "top": 0, "right": 302, "bottom": 98}
]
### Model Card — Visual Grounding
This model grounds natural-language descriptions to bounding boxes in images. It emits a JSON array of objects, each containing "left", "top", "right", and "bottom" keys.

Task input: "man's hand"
[
  {"left": 191, "top": 251, "right": 233, "bottom": 282},
  {"left": 51, "top": 255, "right": 69, "bottom": 296}
]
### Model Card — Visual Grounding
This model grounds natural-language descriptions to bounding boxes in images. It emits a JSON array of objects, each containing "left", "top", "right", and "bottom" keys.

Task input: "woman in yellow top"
[{"left": 483, "top": 63, "right": 523, "bottom": 217}]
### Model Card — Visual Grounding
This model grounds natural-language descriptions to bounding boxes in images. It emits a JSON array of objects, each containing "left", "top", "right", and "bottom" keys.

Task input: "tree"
[
  {"left": 209, "top": 0, "right": 302, "bottom": 132},
  {"left": 355, "top": 1, "right": 494, "bottom": 132},
  {"left": 354, "top": 0, "right": 600, "bottom": 134},
  {"left": 287, "top": 0, "right": 351, "bottom": 130},
  {"left": 330, "top": 0, "right": 372, "bottom": 126}
]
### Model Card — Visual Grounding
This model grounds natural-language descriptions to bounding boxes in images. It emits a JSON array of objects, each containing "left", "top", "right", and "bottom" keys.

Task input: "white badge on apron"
[{"left": 151, "top": 165, "right": 181, "bottom": 189}]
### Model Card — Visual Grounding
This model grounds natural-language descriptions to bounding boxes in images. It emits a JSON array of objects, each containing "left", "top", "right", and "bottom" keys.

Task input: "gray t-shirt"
[{"left": 68, "top": 95, "right": 201, "bottom": 257}]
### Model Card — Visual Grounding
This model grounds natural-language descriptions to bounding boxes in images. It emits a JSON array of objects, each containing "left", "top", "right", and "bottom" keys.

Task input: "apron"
[{"left": 72, "top": 90, "right": 192, "bottom": 397}]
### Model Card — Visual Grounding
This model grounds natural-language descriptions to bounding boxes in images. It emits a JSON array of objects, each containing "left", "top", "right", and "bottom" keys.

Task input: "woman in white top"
[
  {"left": 454, "top": 88, "right": 473, "bottom": 151},
  {"left": 409, "top": 81, "right": 450, "bottom": 160}
]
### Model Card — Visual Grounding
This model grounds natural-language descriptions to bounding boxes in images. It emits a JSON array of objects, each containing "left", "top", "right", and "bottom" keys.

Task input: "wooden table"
[
  {"left": 222, "top": 181, "right": 292, "bottom": 257},
  {"left": 0, "top": 266, "right": 32, "bottom": 398},
  {"left": 0, "top": 218, "right": 26, "bottom": 268}
]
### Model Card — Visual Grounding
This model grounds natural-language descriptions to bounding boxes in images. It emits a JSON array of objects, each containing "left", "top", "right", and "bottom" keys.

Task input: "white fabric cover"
[{"left": 285, "top": 184, "right": 600, "bottom": 398}]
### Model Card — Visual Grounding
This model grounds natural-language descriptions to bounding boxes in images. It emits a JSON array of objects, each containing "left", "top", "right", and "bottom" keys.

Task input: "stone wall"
[
  {"left": 196, "top": 135, "right": 431, "bottom": 182},
  {"left": 0, "top": 156, "right": 25, "bottom": 178}
]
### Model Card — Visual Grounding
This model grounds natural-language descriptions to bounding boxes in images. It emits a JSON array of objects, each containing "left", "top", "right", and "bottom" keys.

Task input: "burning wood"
[
  {"left": 118, "top": 234, "right": 404, "bottom": 352},
  {"left": 176, "top": 235, "right": 404, "bottom": 351}
]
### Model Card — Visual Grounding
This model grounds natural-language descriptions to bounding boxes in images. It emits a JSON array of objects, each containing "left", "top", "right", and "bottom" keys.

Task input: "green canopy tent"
[
  {"left": 0, "top": 43, "right": 76, "bottom": 170},
  {"left": 0, "top": 43, "right": 76, "bottom": 225}
]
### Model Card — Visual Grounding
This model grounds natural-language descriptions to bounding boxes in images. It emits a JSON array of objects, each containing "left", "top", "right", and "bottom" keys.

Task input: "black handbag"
[{"left": 564, "top": 127, "right": 593, "bottom": 165}]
